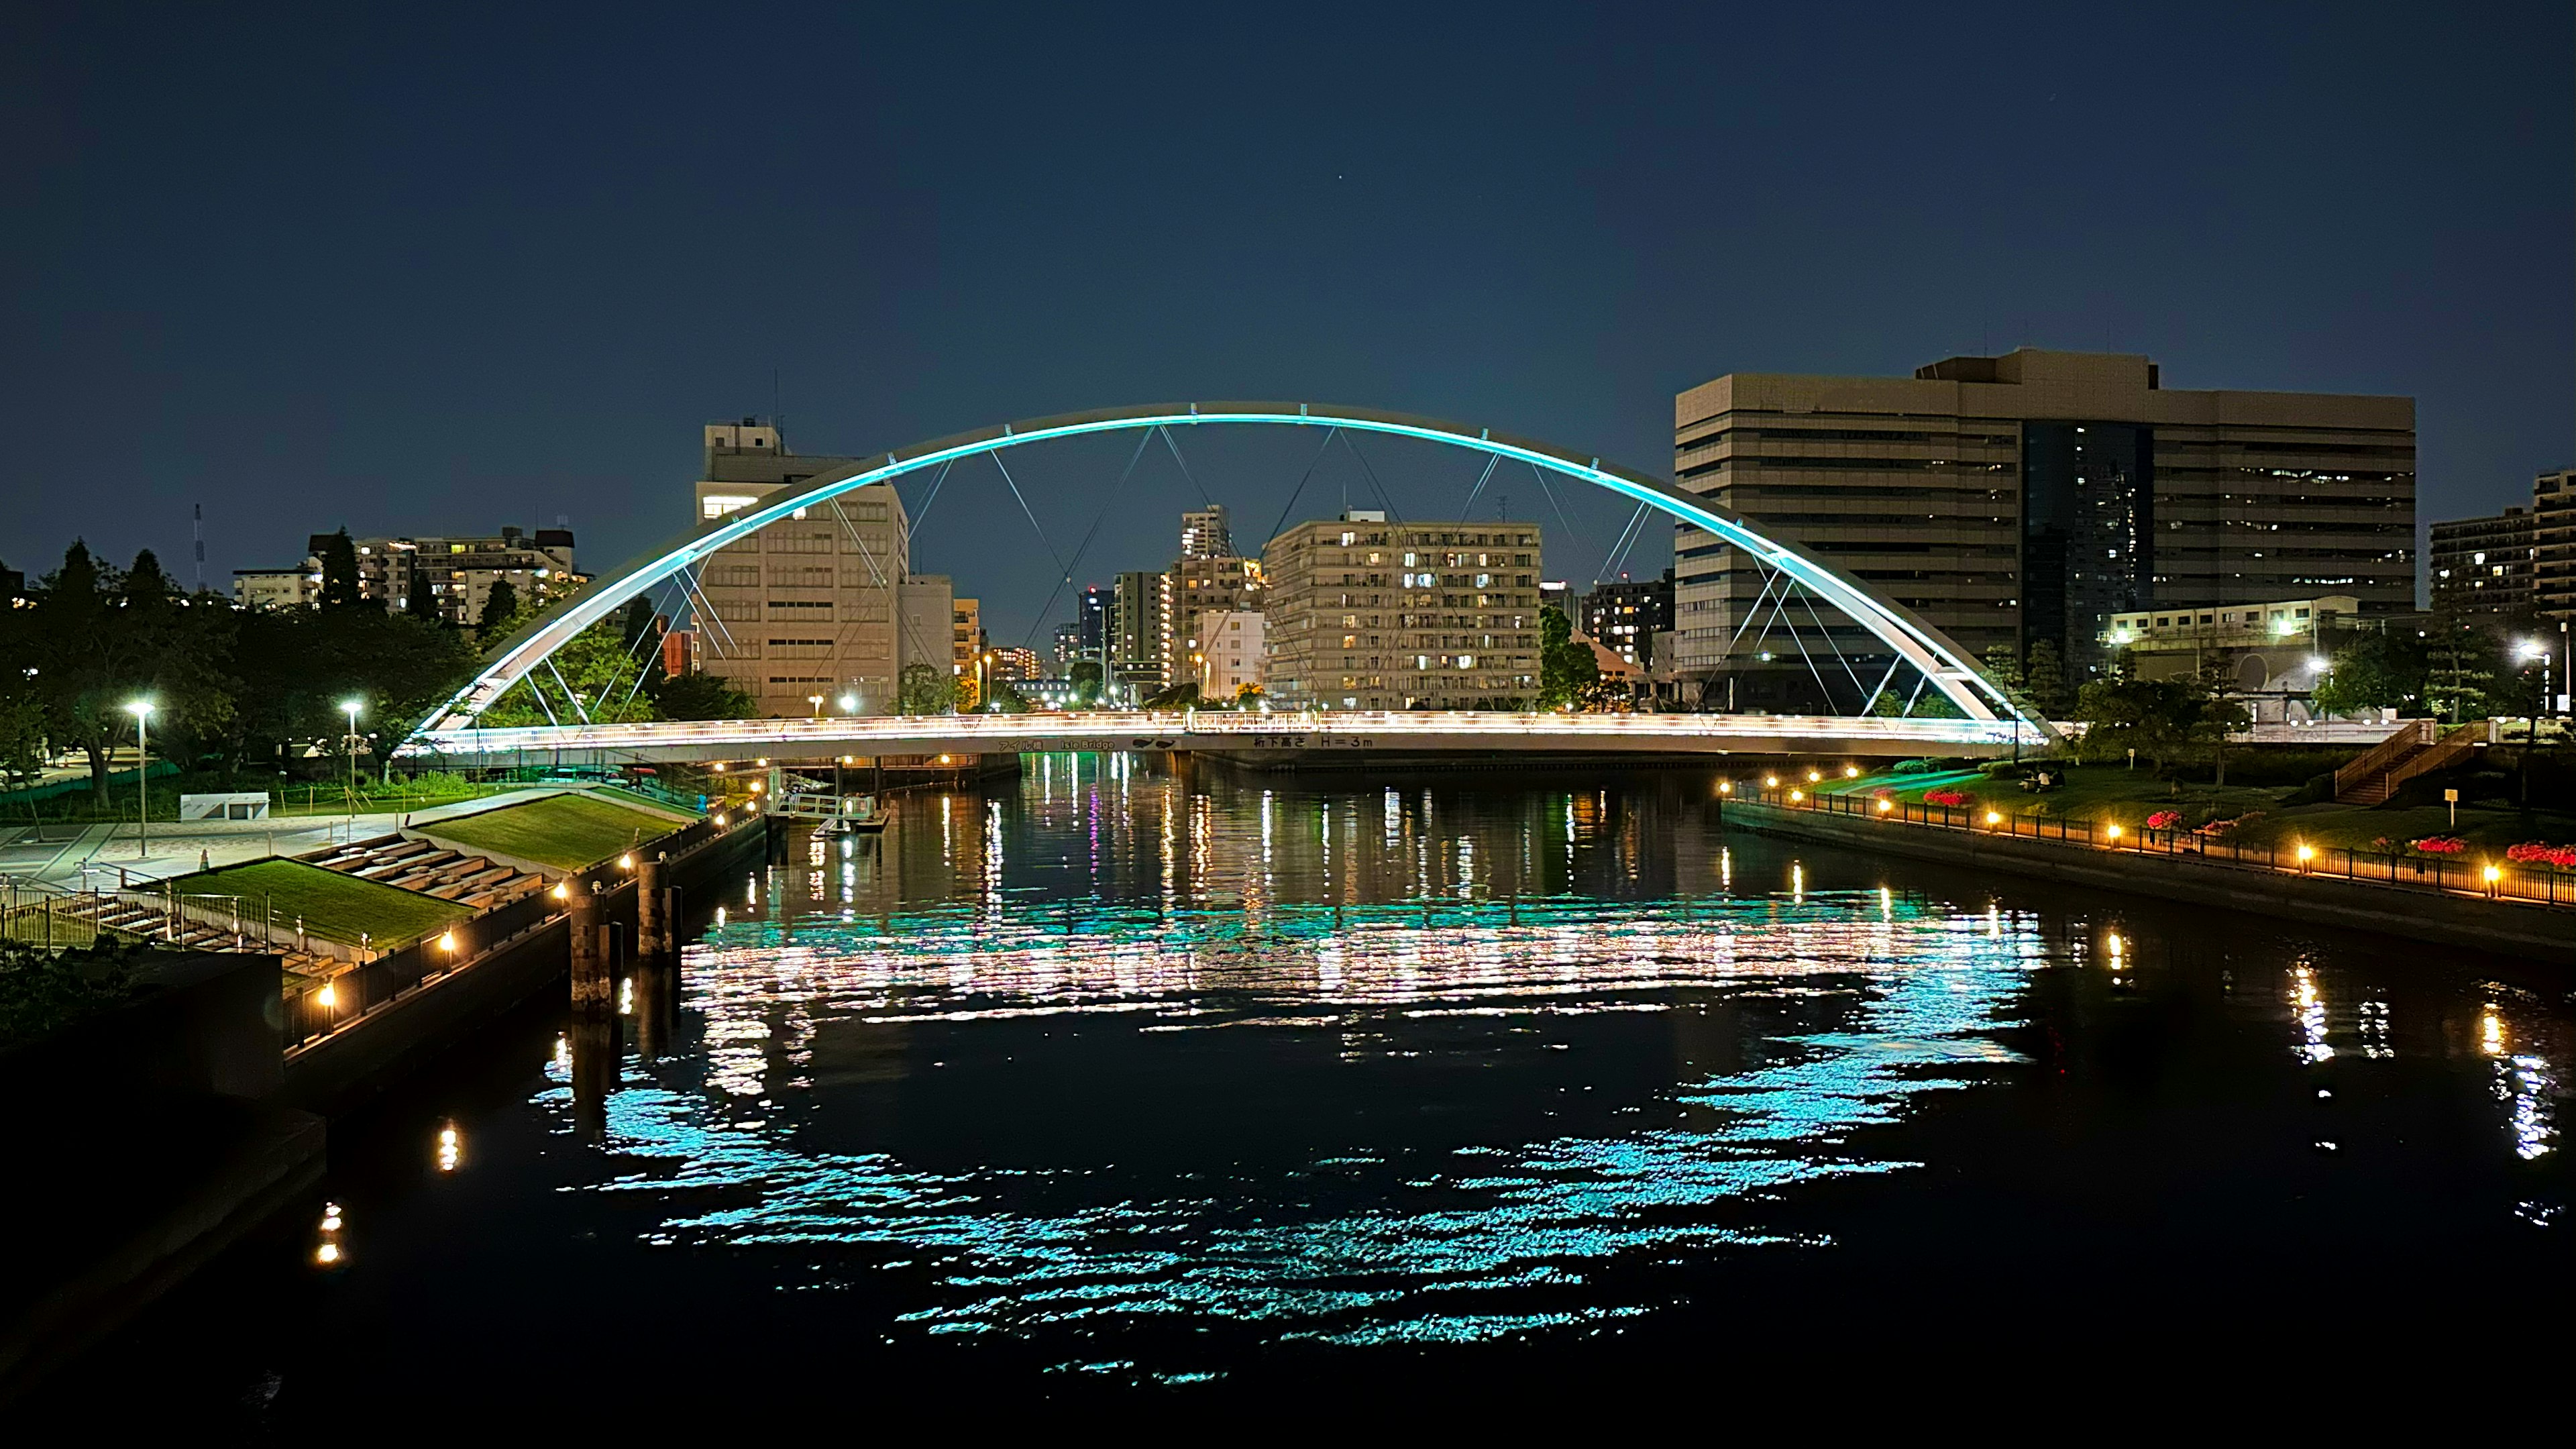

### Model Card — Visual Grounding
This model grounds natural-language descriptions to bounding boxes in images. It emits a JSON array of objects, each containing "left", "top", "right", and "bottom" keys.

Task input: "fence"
[
  {"left": 1750, "top": 787, "right": 2576, "bottom": 911},
  {"left": 280, "top": 807, "right": 743, "bottom": 1049}
]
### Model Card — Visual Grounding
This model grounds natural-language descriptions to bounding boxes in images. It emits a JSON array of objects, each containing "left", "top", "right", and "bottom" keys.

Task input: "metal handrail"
[{"left": 1748, "top": 787, "right": 2573, "bottom": 911}]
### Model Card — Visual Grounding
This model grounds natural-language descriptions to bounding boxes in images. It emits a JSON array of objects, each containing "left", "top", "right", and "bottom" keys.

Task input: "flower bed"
[
  {"left": 2505, "top": 841, "right": 2576, "bottom": 870},
  {"left": 2145, "top": 810, "right": 2181, "bottom": 831},
  {"left": 1923, "top": 788, "right": 1974, "bottom": 808},
  {"left": 2410, "top": 836, "right": 2465, "bottom": 856}
]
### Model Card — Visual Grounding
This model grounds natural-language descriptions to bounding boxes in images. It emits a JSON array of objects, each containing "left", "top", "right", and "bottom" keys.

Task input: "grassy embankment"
[
  {"left": 419, "top": 793, "right": 683, "bottom": 871},
  {"left": 1820, "top": 764, "right": 2576, "bottom": 854},
  {"left": 163, "top": 858, "right": 474, "bottom": 946}
]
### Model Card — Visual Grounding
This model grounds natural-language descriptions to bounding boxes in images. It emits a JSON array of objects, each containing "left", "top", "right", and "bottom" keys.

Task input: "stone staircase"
[
  {"left": 304, "top": 833, "right": 545, "bottom": 910},
  {"left": 2332, "top": 720, "right": 2486, "bottom": 805}
]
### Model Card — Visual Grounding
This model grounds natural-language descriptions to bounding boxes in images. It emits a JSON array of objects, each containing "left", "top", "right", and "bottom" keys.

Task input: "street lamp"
[
  {"left": 124, "top": 700, "right": 153, "bottom": 859},
  {"left": 838, "top": 692, "right": 858, "bottom": 714},
  {"left": 341, "top": 699, "right": 363, "bottom": 824},
  {"left": 808, "top": 694, "right": 825, "bottom": 719}
]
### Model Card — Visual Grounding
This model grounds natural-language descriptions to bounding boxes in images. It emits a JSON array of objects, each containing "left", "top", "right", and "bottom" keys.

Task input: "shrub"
[
  {"left": 2145, "top": 810, "right": 2182, "bottom": 830},
  {"left": 2410, "top": 836, "right": 2466, "bottom": 856},
  {"left": 2282, "top": 770, "right": 2337, "bottom": 806},
  {"left": 1890, "top": 758, "right": 1941, "bottom": 775},
  {"left": 2504, "top": 842, "right": 2576, "bottom": 870},
  {"left": 1923, "top": 788, "right": 1974, "bottom": 808}
]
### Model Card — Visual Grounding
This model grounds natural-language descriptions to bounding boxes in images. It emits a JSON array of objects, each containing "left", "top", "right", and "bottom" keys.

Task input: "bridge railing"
[{"left": 1750, "top": 786, "right": 2575, "bottom": 911}]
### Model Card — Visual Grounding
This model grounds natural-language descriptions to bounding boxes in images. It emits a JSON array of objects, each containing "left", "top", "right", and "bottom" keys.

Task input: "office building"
[
  {"left": 898, "top": 574, "right": 953, "bottom": 690},
  {"left": 692, "top": 419, "right": 936, "bottom": 715},
  {"left": 1191, "top": 609, "right": 1265, "bottom": 698},
  {"left": 1672, "top": 349, "right": 2414, "bottom": 710},
  {"left": 1076, "top": 584, "right": 1109, "bottom": 660},
  {"left": 1052, "top": 620, "right": 1084, "bottom": 669},
  {"left": 2429, "top": 506, "right": 2536, "bottom": 615},
  {"left": 1578, "top": 569, "right": 1673, "bottom": 667},
  {"left": 1260, "top": 510, "right": 1543, "bottom": 709},
  {"left": 2536, "top": 469, "right": 2575, "bottom": 623}
]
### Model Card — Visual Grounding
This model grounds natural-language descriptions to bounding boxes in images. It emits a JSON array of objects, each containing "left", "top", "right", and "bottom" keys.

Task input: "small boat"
[{"left": 819, "top": 795, "right": 890, "bottom": 835}]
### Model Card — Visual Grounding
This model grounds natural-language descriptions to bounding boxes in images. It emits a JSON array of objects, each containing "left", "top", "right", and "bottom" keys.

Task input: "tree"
[
  {"left": 2070, "top": 674, "right": 2234, "bottom": 775},
  {"left": 2195, "top": 655, "right": 2253, "bottom": 786},
  {"left": 476, "top": 577, "right": 519, "bottom": 645},
  {"left": 1537, "top": 606, "right": 1598, "bottom": 710},
  {"left": 403, "top": 567, "right": 441, "bottom": 625},
  {"left": 1234, "top": 682, "right": 1265, "bottom": 709},
  {"left": 316, "top": 529, "right": 364, "bottom": 608},
  {"left": 897, "top": 663, "right": 951, "bottom": 715},
  {"left": 2311, "top": 629, "right": 2424, "bottom": 718},
  {"left": 472, "top": 589, "right": 659, "bottom": 727},
  {"left": 652, "top": 670, "right": 757, "bottom": 720},
  {"left": 1140, "top": 680, "right": 1200, "bottom": 710},
  {"left": 1069, "top": 659, "right": 1104, "bottom": 707},
  {"left": 985, "top": 680, "right": 1034, "bottom": 713},
  {"left": 25, "top": 543, "right": 237, "bottom": 798},
  {"left": 224, "top": 602, "right": 475, "bottom": 773},
  {"left": 2023, "top": 638, "right": 2071, "bottom": 720}
]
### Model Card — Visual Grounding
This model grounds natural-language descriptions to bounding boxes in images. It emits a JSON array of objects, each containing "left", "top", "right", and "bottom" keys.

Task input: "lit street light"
[
  {"left": 341, "top": 699, "right": 363, "bottom": 828},
  {"left": 807, "top": 694, "right": 825, "bottom": 719},
  {"left": 125, "top": 700, "right": 153, "bottom": 859},
  {"left": 838, "top": 693, "right": 858, "bottom": 714}
]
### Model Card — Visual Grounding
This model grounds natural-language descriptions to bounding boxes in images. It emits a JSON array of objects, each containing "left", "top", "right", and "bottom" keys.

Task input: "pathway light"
[
  {"left": 1984, "top": 810, "right": 2002, "bottom": 825},
  {"left": 618, "top": 853, "right": 635, "bottom": 869},
  {"left": 1876, "top": 798, "right": 1893, "bottom": 814},
  {"left": 439, "top": 930, "right": 456, "bottom": 952},
  {"left": 317, "top": 981, "right": 337, "bottom": 1008},
  {"left": 2106, "top": 823, "right": 2122, "bottom": 841},
  {"left": 2483, "top": 864, "right": 2502, "bottom": 885},
  {"left": 2296, "top": 843, "right": 2315, "bottom": 864},
  {"left": 1843, "top": 765, "right": 1860, "bottom": 777}
]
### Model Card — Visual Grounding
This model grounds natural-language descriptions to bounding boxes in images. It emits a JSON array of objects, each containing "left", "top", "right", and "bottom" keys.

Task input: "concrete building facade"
[
  {"left": 1111, "top": 570, "right": 1172, "bottom": 700},
  {"left": 2428, "top": 506, "right": 2537, "bottom": 615},
  {"left": 2535, "top": 469, "right": 2575, "bottom": 623},
  {"left": 235, "top": 527, "right": 583, "bottom": 623},
  {"left": 1578, "top": 568, "right": 1673, "bottom": 667},
  {"left": 1671, "top": 349, "right": 2414, "bottom": 710},
  {"left": 1260, "top": 511, "right": 1543, "bottom": 710},
  {"left": 691, "top": 421, "right": 938, "bottom": 716},
  {"left": 1190, "top": 609, "right": 1265, "bottom": 698}
]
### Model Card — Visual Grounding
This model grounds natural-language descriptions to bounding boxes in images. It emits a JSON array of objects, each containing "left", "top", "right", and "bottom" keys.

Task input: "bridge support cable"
[
  {"left": 899, "top": 458, "right": 957, "bottom": 541},
  {"left": 674, "top": 564, "right": 739, "bottom": 657},
  {"left": 1260, "top": 426, "right": 1342, "bottom": 548},
  {"left": 1153, "top": 426, "right": 1218, "bottom": 507},
  {"left": 543, "top": 658, "right": 596, "bottom": 725},
  {"left": 1595, "top": 500, "right": 1650, "bottom": 585},
  {"left": 824, "top": 498, "right": 943, "bottom": 678},
  {"left": 1856, "top": 655, "right": 1902, "bottom": 716},
  {"left": 1794, "top": 588, "right": 1873, "bottom": 704},
  {"left": 1455, "top": 451, "right": 1502, "bottom": 519},
  {"left": 1523, "top": 462, "right": 1593, "bottom": 574},
  {"left": 987, "top": 449, "right": 1073, "bottom": 580},
  {"left": 1336, "top": 431, "right": 1404, "bottom": 523},
  {"left": 1016, "top": 427, "right": 1158, "bottom": 653}
]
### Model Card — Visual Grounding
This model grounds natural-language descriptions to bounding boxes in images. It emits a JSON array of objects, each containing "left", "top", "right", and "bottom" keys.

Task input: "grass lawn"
[
  {"left": 1825, "top": 762, "right": 2576, "bottom": 857},
  {"left": 166, "top": 858, "right": 473, "bottom": 946},
  {"left": 421, "top": 792, "right": 682, "bottom": 871}
]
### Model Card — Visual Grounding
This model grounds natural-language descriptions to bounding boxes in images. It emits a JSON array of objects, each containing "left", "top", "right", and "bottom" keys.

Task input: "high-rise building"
[
  {"left": 1578, "top": 569, "right": 1674, "bottom": 667},
  {"left": 1052, "top": 619, "right": 1084, "bottom": 669},
  {"left": 952, "top": 596, "right": 983, "bottom": 677},
  {"left": 2428, "top": 506, "right": 2536, "bottom": 615},
  {"left": 989, "top": 646, "right": 1042, "bottom": 682},
  {"left": 1181, "top": 504, "right": 1234, "bottom": 560},
  {"left": 897, "top": 574, "right": 953, "bottom": 696},
  {"left": 1166, "top": 555, "right": 1263, "bottom": 681},
  {"left": 1111, "top": 570, "right": 1172, "bottom": 700},
  {"left": 1261, "top": 510, "right": 1542, "bottom": 709},
  {"left": 2536, "top": 469, "right": 2576, "bottom": 623},
  {"left": 1075, "top": 585, "right": 1109, "bottom": 659},
  {"left": 1672, "top": 349, "right": 2414, "bottom": 710},
  {"left": 692, "top": 419, "right": 933, "bottom": 715},
  {"left": 1191, "top": 609, "right": 1265, "bottom": 698}
]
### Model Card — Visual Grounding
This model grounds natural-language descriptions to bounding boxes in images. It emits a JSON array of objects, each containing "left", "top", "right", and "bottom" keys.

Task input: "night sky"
[{"left": 5, "top": 3, "right": 2568, "bottom": 645}]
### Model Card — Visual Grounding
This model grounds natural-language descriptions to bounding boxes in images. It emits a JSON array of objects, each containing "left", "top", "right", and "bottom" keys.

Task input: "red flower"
[
  {"left": 2410, "top": 836, "right": 2465, "bottom": 855},
  {"left": 2145, "top": 810, "right": 2181, "bottom": 830},
  {"left": 1924, "top": 788, "right": 1974, "bottom": 808},
  {"left": 2506, "top": 841, "right": 2576, "bottom": 869}
]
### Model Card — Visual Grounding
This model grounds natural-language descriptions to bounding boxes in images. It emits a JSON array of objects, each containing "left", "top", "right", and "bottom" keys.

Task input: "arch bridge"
[{"left": 404, "top": 403, "right": 2044, "bottom": 761}]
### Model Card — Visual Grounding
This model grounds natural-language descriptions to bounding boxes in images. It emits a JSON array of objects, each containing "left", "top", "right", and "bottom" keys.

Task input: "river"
[{"left": 52, "top": 758, "right": 2576, "bottom": 1421}]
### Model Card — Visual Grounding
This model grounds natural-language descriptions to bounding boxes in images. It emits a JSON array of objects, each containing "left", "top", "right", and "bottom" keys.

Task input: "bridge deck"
[{"left": 398, "top": 711, "right": 2033, "bottom": 767}]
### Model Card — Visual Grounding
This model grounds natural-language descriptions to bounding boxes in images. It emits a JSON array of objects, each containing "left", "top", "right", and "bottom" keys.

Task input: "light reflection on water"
[
  {"left": 537, "top": 763, "right": 2048, "bottom": 1368},
  {"left": 523, "top": 760, "right": 2567, "bottom": 1378}
]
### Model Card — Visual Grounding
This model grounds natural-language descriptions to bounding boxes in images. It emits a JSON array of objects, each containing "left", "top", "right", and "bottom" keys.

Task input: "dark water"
[{"left": 50, "top": 759, "right": 2576, "bottom": 1424}]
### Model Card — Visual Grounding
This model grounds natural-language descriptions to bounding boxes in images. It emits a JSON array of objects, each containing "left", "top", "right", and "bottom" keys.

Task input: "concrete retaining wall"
[{"left": 1726, "top": 802, "right": 2575, "bottom": 966}]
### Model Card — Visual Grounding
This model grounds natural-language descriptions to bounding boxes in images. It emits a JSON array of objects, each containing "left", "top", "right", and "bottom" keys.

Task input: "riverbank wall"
[
  {"left": 280, "top": 812, "right": 771, "bottom": 1117},
  {"left": 1725, "top": 800, "right": 2575, "bottom": 965},
  {"left": 1, "top": 952, "right": 323, "bottom": 1404}
]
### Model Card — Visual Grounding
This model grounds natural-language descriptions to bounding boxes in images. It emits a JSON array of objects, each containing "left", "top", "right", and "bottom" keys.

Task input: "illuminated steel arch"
[{"left": 420, "top": 403, "right": 2036, "bottom": 734}]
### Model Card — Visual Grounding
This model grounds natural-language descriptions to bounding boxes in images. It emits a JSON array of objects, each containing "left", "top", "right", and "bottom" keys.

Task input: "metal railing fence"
[{"left": 1749, "top": 787, "right": 2576, "bottom": 910}]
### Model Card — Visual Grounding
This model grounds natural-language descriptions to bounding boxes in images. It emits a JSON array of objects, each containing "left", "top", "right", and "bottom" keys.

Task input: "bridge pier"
[
  {"left": 632, "top": 854, "right": 676, "bottom": 1060},
  {"left": 567, "top": 877, "right": 614, "bottom": 1141}
]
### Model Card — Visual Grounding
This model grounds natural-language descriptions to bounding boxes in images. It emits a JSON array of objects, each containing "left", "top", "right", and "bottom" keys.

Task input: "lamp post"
[
  {"left": 341, "top": 699, "right": 363, "bottom": 830},
  {"left": 125, "top": 700, "right": 153, "bottom": 859},
  {"left": 808, "top": 694, "right": 824, "bottom": 719}
]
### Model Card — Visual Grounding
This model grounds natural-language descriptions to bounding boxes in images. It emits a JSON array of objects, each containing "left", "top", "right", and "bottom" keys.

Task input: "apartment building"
[
  {"left": 234, "top": 527, "right": 583, "bottom": 623},
  {"left": 1111, "top": 570, "right": 1172, "bottom": 700},
  {"left": 1578, "top": 569, "right": 1673, "bottom": 667},
  {"left": 2536, "top": 469, "right": 2575, "bottom": 623},
  {"left": 690, "top": 420, "right": 941, "bottom": 716},
  {"left": 1260, "top": 510, "right": 1543, "bottom": 709},
  {"left": 1672, "top": 349, "right": 2414, "bottom": 710},
  {"left": 2428, "top": 506, "right": 2537, "bottom": 615},
  {"left": 1191, "top": 609, "right": 1265, "bottom": 698}
]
